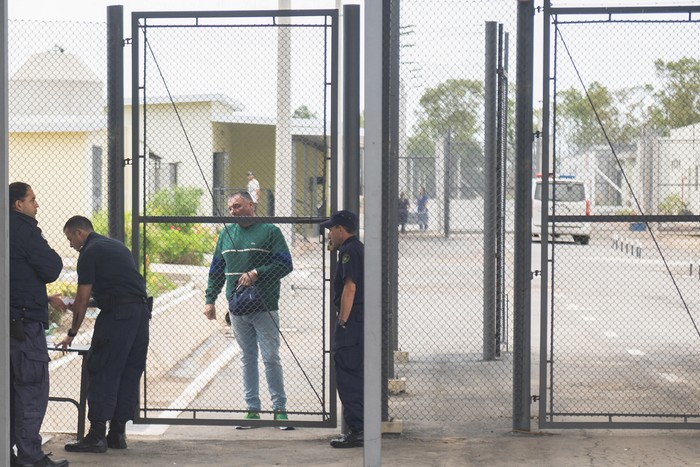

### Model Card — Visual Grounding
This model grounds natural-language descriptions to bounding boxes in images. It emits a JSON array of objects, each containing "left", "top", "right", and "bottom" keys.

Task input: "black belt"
[
  {"left": 113, "top": 296, "right": 148, "bottom": 305},
  {"left": 100, "top": 295, "right": 149, "bottom": 310}
]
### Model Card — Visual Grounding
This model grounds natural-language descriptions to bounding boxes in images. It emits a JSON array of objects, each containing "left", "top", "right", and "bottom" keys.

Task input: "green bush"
[
  {"left": 147, "top": 223, "right": 216, "bottom": 265},
  {"left": 90, "top": 187, "right": 216, "bottom": 266},
  {"left": 144, "top": 187, "right": 217, "bottom": 265},
  {"left": 659, "top": 194, "right": 690, "bottom": 215}
]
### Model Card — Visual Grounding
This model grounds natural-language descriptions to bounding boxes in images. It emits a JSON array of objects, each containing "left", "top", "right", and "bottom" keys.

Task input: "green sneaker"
[
  {"left": 236, "top": 411, "right": 260, "bottom": 430},
  {"left": 244, "top": 411, "right": 260, "bottom": 420},
  {"left": 274, "top": 411, "right": 295, "bottom": 430}
]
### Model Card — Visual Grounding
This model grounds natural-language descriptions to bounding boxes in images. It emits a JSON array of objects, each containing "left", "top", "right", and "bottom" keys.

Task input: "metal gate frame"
[
  {"left": 129, "top": 9, "right": 338, "bottom": 428},
  {"left": 539, "top": 2, "right": 700, "bottom": 429}
]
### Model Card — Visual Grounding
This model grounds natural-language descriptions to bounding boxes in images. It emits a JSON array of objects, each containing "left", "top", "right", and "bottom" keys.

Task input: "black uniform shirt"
[
  {"left": 77, "top": 232, "right": 146, "bottom": 306},
  {"left": 9, "top": 210, "right": 63, "bottom": 324},
  {"left": 333, "top": 235, "right": 364, "bottom": 307}
]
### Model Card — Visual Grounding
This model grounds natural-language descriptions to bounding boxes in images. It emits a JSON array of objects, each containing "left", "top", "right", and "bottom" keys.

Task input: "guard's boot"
[
  {"left": 106, "top": 419, "right": 127, "bottom": 449},
  {"left": 65, "top": 421, "right": 107, "bottom": 453}
]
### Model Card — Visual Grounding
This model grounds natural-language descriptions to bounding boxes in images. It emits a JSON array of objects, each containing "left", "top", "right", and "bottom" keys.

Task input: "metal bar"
[
  {"left": 514, "top": 0, "right": 535, "bottom": 433},
  {"left": 140, "top": 216, "right": 329, "bottom": 224},
  {"left": 364, "top": 0, "right": 383, "bottom": 462},
  {"left": 328, "top": 6, "right": 339, "bottom": 430},
  {"left": 130, "top": 12, "right": 141, "bottom": 268},
  {"left": 385, "top": 0, "right": 400, "bottom": 423},
  {"left": 131, "top": 9, "right": 339, "bottom": 20},
  {"left": 549, "top": 5, "right": 700, "bottom": 15},
  {"left": 0, "top": 0, "right": 9, "bottom": 463},
  {"left": 107, "top": 5, "right": 125, "bottom": 242},
  {"left": 541, "top": 420, "right": 700, "bottom": 430},
  {"left": 551, "top": 214, "right": 699, "bottom": 222},
  {"left": 343, "top": 5, "right": 360, "bottom": 215},
  {"left": 483, "top": 21, "right": 498, "bottom": 361}
]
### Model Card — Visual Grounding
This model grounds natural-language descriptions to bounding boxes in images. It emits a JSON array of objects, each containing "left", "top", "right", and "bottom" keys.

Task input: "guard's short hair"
[
  {"left": 9, "top": 182, "right": 30, "bottom": 209},
  {"left": 64, "top": 215, "right": 94, "bottom": 233}
]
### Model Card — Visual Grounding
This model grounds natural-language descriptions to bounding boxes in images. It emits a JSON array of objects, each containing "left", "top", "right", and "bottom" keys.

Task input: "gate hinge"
[
  {"left": 124, "top": 38, "right": 132, "bottom": 46},
  {"left": 532, "top": 270, "right": 541, "bottom": 278},
  {"left": 532, "top": 395, "right": 539, "bottom": 402},
  {"left": 123, "top": 158, "right": 132, "bottom": 166}
]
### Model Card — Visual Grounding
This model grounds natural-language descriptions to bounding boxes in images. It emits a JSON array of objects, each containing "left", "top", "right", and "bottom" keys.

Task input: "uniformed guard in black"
[
  {"left": 59, "top": 216, "right": 150, "bottom": 454},
  {"left": 9, "top": 182, "right": 70, "bottom": 467},
  {"left": 321, "top": 210, "right": 365, "bottom": 449}
]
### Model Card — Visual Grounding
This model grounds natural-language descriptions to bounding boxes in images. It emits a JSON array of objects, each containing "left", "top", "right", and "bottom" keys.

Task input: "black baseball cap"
[{"left": 320, "top": 210, "right": 358, "bottom": 231}]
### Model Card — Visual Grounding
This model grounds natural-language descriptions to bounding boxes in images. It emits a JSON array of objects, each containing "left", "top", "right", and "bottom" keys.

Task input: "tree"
[
  {"left": 415, "top": 78, "right": 484, "bottom": 142},
  {"left": 649, "top": 57, "right": 700, "bottom": 132},
  {"left": 292, "top": 104, "right": 317, "bottom": 119},
  {"left": 406, "top": 78, "right": 485, "bottom": 198},
  {"left": 556, "top": 82, "right": 651, "bottom": 151}
]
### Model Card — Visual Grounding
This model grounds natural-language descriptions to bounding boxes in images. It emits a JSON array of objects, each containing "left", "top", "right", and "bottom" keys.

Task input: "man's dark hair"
[
  {"left": 229, "top": 191, "right": 253, "bottom": 202},
  {"left": 9, "top": 182, "right": 30, "bottom": 209},
  {"left": 64, "top": 215, "right": 94, "bottom": 232}
]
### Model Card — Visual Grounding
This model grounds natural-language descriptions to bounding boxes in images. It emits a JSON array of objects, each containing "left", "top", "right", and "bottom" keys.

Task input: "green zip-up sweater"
[{"left": 205, "top": 223, "right": 293, "bottom": 311}]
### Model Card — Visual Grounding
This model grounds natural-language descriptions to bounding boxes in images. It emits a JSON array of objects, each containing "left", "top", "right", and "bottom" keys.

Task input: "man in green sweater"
[{"left": 204, "top": 191, "right": 293, "bottom": 424}]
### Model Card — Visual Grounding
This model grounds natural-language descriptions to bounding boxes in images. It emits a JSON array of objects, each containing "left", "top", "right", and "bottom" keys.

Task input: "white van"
[{"left": 532, "top": 175, "right": 591, "bottom": 245}]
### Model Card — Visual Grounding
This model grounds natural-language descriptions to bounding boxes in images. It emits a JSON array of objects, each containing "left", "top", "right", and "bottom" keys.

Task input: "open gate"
[
  {"left": 130, "top": 9, "right": 338, "bottom": 428},
  {"left": 539, "top": 2, "right": 700, "bottom": 429}
]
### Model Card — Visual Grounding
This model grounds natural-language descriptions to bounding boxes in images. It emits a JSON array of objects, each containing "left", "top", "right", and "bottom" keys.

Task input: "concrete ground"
[{"left": 39, "top": 422, "right": 700, "bottom": 467}]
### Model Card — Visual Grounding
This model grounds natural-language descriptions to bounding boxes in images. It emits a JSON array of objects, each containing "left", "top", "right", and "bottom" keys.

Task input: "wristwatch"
[
  {"left": 337, "top": 318, "right": 347, "bottom": 328},
  {"left": 67, "top": 329, "right": 77, "bottom": 338}
]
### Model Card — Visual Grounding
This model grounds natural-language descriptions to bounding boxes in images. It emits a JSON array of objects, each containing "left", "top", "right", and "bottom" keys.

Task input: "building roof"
[{"left": 11, "top": 46, "right": 100, "bottom": 82}]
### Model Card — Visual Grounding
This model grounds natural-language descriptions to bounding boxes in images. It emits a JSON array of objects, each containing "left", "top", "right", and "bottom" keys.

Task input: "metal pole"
[
  {"left": 385, "top": 0, "right": 400, "bottom": 420},
  {"left": 495, "top": 24, "right": 504, "bottom": 357},
  {"left": 343, "top": 5, "right": 360, "bottom": 215},
  {"left": 483, "top": 21, "right": 498, "bottom": 361},
  {"left": 443, "top": 130, "right": 451, "bottom": 237},
  {"left": 365, "top": 0, "right": 383, "bottom": 464},
  {"left": 107, "top": 5, "right": 125, "bottom": 242},
  {"left": 130, "top": 13, "right": 141, "bottom": 267},
  {"left": 1, "top": 0, "right": 10, "bottom": 464},
  {"left": 514, "top": 0, "right": 534, "bottom": 432}
]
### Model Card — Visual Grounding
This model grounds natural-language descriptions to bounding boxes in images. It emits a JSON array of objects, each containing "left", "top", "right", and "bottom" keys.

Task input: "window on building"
[
  {"left": 169, "top": 162, "right": 179, "bottom": 187},
  {"left": 149, "top": 152, "right": 162, "bottom": 197}
]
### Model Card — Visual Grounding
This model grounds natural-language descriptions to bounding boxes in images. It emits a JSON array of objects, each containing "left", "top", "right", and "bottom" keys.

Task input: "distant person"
[
  {"left": 321, "top": 210, "right": 364, "bottom": 448},
  {"left": 59, "top": 216, "right": 150, "bottom": 454},
  {"left": 398, "top": 192, "right": 410, "bottom": 233},
  {"left": 204, "top": 191, "right": 293, "bottom": 426},
  {"left": 416, "top": 186, "right": 429, "bottom": 230},
  {"left": 247, "top": 171, "right": 261, "bottom": 213},
  {"left": 9, "top": 182, "right": 70, "bottom": 467}
]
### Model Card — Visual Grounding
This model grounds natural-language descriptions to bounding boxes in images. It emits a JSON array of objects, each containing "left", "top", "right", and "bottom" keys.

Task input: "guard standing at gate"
[
  {"left": 321, "top": 210, "right": 365, "bottom": 448},
  {"left": 57, "top": 216, "right": 150, "bottom": 454},
  {"left": 9, "top": 182, "right": 70, "bottom": 467}
]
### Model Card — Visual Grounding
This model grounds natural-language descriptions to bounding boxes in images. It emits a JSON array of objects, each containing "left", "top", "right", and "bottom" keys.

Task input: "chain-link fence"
[
  {"left": 133, "top": 10, "right": 337, "bottom": 427},
  {"left": 541, "top": 4, "right": 700, "bottom": 427},
  {"left": 18, "top": 0, "right": 700, "bottom": 439},
  {"left": 8, "top": 19, "right": 107, "bottom": 434},
  {"left": 9, "top": 2, "right": 524, "bottom": 438},
  {"left": 386, "top": 0, "right": 519, "bottom": 426}
]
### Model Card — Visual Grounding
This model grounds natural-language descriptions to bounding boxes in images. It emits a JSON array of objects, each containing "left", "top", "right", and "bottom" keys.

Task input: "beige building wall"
[{"left": 9, "top": 129, "right": 107, "bottom": 258}]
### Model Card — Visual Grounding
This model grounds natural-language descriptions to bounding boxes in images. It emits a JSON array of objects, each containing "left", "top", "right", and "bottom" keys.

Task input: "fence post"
[
  {"left": 483, "top": 21, "right": 498, "bottom": 362},
  {"left": 513, "top": 0, "right": 534, "bottom": 433},
  {"left": 107, "top": 5, "right": 125, "bottom": 242}
]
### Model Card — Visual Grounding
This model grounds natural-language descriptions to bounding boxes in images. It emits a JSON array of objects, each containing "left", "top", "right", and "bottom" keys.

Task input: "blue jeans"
[{"left": 230, "top": 309, "right": 286, "bottom": 412}]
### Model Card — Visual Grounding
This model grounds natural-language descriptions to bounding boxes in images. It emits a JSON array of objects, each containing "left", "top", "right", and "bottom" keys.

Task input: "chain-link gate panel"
[
  {"left": 9, "top": 19, "right": 108, "bottom": 437},
  {"left": 540, "top": 4, "right": 700, "bottom": 428},
  {"left": 389, "top": 0, "right": 518, "bottom": 425},
  {"left": 131, "top": 10, "right": 337, "bottom": 428}
]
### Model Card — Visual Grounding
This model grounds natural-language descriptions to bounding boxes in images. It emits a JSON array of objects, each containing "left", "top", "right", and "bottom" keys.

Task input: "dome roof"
[{"left": 11, "top": 46, "right": 100, "bottom": 82}]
